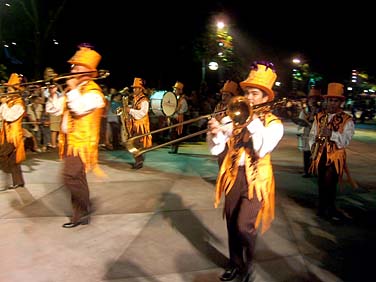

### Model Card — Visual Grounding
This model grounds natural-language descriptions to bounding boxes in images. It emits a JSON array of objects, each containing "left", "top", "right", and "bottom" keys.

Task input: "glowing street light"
[
  {"left": 208, "top": 61, "right": 219, "bottom": 71},
  {"left": 292, "top": 58, "right": 301, "bottom": 65},
  {"left": 217, "top": 21, "right": 225, "bottom": 30}
]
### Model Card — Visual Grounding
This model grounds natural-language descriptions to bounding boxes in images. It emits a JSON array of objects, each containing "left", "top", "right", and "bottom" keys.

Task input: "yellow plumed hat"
[
  {"left": 324, "top": 82, "right": 345, "bottom": 100},
  {"left": 173, "top": 81, "right": 184, "bottom": 90},
  {"left": 221, "top": 80, "right": 239, "bottom": 96},
  {"left": 240, "top": 62, "right": 277, "bottom": 101},
  {"left": 132, "top": 77, "right": 145, "bottom": 89},
  {"left": 67, "top": 47, "right": 101, "bottom": 71}
]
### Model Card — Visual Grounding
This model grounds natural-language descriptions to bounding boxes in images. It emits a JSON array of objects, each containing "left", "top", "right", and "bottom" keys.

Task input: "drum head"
[{"left": 161, "top": 91, "right": 177, "bottom": 117}]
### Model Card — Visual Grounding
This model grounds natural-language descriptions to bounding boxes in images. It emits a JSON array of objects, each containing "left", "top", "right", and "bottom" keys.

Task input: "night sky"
[{"left": 7, "top": 0, "right": 375, "bottom": 92}]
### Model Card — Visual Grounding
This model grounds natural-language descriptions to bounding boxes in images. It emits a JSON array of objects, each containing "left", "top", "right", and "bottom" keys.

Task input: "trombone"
[
  {"left": 126, "top": 110, "right": 226, "bottom": 157},
  {"left": 0, "top": 91, "right": 23, "bottom": 98},
  {"left": 0, "top": 69, "right": 110, "bottom": 89},
  {"left": 126, "top": 96, "right": 288, "bottom": 157}
]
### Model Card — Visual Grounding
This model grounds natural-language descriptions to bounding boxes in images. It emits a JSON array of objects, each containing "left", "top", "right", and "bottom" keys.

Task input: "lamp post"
[
  {"left": 201, "top": 58, "right": 206, "bottom": 82},
  {"left": 291, "top": 57, "right": 302, "bottom": 93}
]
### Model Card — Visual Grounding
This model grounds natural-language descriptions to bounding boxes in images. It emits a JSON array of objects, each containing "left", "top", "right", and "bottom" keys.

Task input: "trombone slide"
[{"left": 125, "top": 97, "right": 289, "bottom": 157}]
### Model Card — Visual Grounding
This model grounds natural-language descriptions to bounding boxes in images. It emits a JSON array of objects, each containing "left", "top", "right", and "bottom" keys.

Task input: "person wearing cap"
[
  {"left": 0, "top": 73, "right": 26, "bottom": 191},
  {"left": 297, "top": 87, "right": 323, "bottom": 178},
  {"left": 169, "top": 81, "right": 188, "bottom": 154},
  {"left": 309, "top": 82, "right": 354, "bottom": 222},
  {"left": 125, "top": 77, "right": 152, "bottom": 169},
  {"left": 207, "top": 62, "right": 284, "bottom": 282},
  {"left": 49, "top": 45, "right": 106, "bottom": 228}
]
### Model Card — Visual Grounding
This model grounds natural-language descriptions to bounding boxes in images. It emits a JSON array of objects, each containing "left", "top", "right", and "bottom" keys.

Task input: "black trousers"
[
  {"left": 317, "top": 152, "right": 339, "bottom": 216},
  {"left": 63, "top": 155, "right": 90, "bottom": 222},
  {"left": 109, "top": 122, "right": 121, "bottom": 149},
  {"left": 224, "top": 167, "right": 262, "bottom": 272},
  {"left": 303, "top": 150, "right": 312, "bottom": 175},
  {"left": 3, "top": 150, "right": 25, "bottom": 186}
]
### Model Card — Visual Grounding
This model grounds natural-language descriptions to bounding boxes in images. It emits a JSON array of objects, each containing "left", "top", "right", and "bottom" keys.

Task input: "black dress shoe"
[
  {"left": 219, "top": 267, "right": 239, "bottom": 281},
  {"left": 8, "top": 184, "right": 24, "bottom": 189},
  {"left": 62, "top": 217, "right": 90, "bottom": 228}
]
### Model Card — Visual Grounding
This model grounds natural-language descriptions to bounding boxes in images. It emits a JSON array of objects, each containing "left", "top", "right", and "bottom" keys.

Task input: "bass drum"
[{"left": 150, "top": 91, "right": 177, "bottom": 117}]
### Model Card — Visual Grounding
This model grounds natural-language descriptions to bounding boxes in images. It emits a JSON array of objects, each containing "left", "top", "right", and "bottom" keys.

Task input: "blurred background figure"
[
  {"left": 297, "top": 87, "right": 322, "bottom": 178},
  {"left": 45, "top": 83, "right": 63, "bottom": 149},
  {"left": 169, "top": 81, "right": 188, "bottom": 154},
  {"left": 107, "top": 91, "right": 122, "bottom": 150},
  {"left": 213, "top": 80, "right": 240, "bottom": 122}
]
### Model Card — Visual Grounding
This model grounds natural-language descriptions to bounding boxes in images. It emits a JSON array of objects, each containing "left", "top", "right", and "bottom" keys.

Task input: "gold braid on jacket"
[{"left": 215, "top": 113, "right": 281, "bottom": 234}]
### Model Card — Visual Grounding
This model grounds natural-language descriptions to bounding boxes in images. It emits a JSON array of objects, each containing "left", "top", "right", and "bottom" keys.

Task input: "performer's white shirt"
[
  {"left": 309, "top": 113, "right": 355, "bottom": 149},
  {"left": 48, "top": 82, "right": 105, "bottom": 134},
  {"left": 0, "top": 102, "right": 25, "bottom": 122},
  {"left": 177, "top": 96, "right": 189, "bottom": 114},
  {"left": 129, "top": 100, "right": 149, "bottom": 120},
  {"left": 207, "top": 115, "right": 284, "bottom": 165}
]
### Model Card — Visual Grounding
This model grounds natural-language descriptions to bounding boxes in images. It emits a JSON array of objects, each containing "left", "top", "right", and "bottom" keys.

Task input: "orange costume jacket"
[
  {"left": 0, "top": 97, "right": 25, "bottom": 164},
  {"left": 309, "top": 111, "right": 353, "bottom": 181},
  {"left": 130, "top": 94, "right": 152, "bottom": 148},
  {"left": 59, "top": 81, "right": 105, "bottom": 174},
  {"left": 215, "top": 113, "right": 281, "bottom": 234}
]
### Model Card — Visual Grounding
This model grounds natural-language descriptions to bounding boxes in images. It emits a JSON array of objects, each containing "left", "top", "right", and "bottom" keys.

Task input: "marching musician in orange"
[
  {"left": 207, "top": 62, "right": 284, "bottom": 282},
  {"left": 0, "top": 73, "right": 26, "bottom": 191},
  {"left": 309, "top": 82, "right": 354, "bottom": 222},
  {"left": 169, "top": 81, "right": 188, "bottom": 154},
  {"left": 297, "top": 87, "right": 322, "bottom": 178},
  {"left": 214, "top": 80, "right": 240, "bottom": 122},
  {"left": 125, "top": 77, "right": 152, "bottom": 169},
  {"left": 48, "top": 44, "right": 106, "bottom": 228}
]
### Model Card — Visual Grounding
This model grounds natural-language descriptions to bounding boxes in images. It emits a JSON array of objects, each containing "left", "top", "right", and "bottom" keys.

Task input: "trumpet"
[{"left": 126, "top": 96, "right": 289, "bottom": 157}]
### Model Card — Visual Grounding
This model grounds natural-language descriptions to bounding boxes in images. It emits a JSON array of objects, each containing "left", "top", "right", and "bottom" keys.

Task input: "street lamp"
[
  {"left": 208, "top": 61, "right": 219, "bottom": 71},
  {"left": 292, "top": 58, "right": 301, "bottom": 65},
  {"left": 291, "top": 57, "right": 302, "bottom": 92}
]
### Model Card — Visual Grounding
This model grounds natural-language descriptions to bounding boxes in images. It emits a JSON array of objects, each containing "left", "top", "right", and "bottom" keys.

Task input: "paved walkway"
[{"left": 0, "top": 122, "right": 375, "bottom": 282}]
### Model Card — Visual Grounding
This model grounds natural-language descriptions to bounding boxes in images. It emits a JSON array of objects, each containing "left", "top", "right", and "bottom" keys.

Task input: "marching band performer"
[
  {"left": 297, "top": 87, "right": 322, "bottom": 178},
  {"left": 309, "top": 82, "right": 355, "bottom": 222},
  {"left": 214, "top": 80, "right": 240, "bottom": 122},
  {"left": 125, "top": 77, "right": 152, "bottom": 169},
  {"left": 48, "top": 44, "right": 106, "bottom": 228},
  {"left": 169, "top": 81, "right": 188, "bottom": 154},
  {"left": 0, "top": 73, "right": 26, "bottom": 191},
  {"left": 207, "top": 62, "right": 284, "bottom": 282}
]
